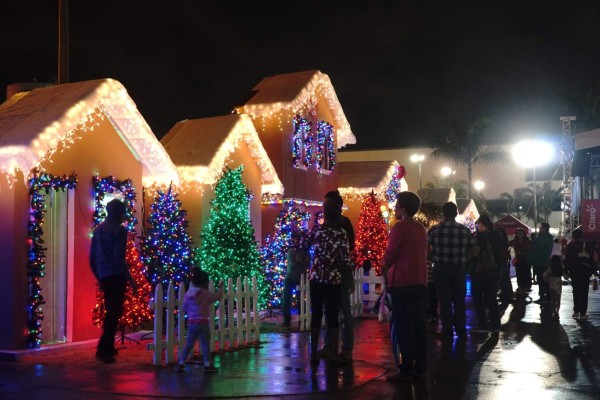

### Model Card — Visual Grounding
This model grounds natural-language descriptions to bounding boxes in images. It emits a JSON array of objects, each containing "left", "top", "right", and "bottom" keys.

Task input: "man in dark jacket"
[
  {"left": 528, "top": 222, "right": 554, "bottom": 303},
  {"left": 90, "top": 199, "right": 137, "bottom": 363}
]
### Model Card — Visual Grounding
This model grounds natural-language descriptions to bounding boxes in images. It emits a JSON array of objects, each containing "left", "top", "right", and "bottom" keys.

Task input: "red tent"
[{"left": 494, "top": 214, "right": 532, "bottom": 236}]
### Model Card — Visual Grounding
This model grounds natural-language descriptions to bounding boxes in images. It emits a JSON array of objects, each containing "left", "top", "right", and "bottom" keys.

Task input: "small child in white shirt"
[{"left": 177, "top": 268, "right": 223, "bottom": 373}]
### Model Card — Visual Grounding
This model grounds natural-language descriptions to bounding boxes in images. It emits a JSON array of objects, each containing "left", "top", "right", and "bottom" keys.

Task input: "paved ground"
[{"left": 1, "top": 281, "right": 599, "bottom": 399}]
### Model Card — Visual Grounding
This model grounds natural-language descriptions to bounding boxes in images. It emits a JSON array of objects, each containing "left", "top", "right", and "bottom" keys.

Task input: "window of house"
[
  {"left": 292, "top": 115, "right": 313, "bottom": 169},
  {"left": 316, "top": 120, "right": 336, "bottom": 173}
]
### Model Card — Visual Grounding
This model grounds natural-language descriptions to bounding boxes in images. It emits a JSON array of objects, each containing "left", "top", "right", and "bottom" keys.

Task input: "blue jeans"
[
  {"left": 389, "top": 285, "right": 427, "bottom": 375},
  {"left": 434, "top": 263, "right": 467, "bottom": 336},
  {"left": 178, "top": 323, "right": 211, "bottom": 366},
  {"left": 471, "top": 270, "right": 501, "bottom": 331}
]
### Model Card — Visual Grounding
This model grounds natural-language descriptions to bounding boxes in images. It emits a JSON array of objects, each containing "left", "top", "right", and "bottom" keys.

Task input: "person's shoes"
[
  {"left": 95, "top": 353, "right": 116, "bottom": 364},
  {"left": 338, "top": 351, "right": 353, "bottom": 363},
  {"left": 552, "top": 312, "right": 560, "bottom": 321},
  {"left": 534, "top": 298, "right": 550, "bottom": 304},
  {"left": 386, "top": 372, "right": 413, "bottom": 382},
  {"left": 572, "top": 312, "right": 580, "bottom": 318},
  {"left": 176, "top": 364, "right": 185, "bottom": 373},
  {"left": 578, "top": 314, "right": 589, "bottom": 321},
  {"left": 204, "top": 365, "right": 218, "bottom": 373},
  {"left": 316, "top": 348, "right": 334, "bottom": 359},
  {"left": 110, "top": 348, "right": 119, "bottom": 356}
]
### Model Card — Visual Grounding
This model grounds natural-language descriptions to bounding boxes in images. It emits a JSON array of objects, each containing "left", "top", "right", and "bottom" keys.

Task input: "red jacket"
[{"left": 383, "top": 219, "right": 428, "bottom": 288}]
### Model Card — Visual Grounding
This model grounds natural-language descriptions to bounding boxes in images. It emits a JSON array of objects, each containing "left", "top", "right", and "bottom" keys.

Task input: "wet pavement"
[{"left": 1, "top": 281, "right": 599, "bottom": 399}]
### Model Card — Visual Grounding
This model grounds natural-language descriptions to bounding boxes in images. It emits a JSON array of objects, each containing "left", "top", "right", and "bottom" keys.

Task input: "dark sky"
[{"left": 1, "top": 1, "right": 600, "bottom": 149}]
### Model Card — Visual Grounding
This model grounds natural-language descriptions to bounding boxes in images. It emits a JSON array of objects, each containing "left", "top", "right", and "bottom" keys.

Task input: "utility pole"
[
  {"left": 58, "top": 0, "right": 69, "bottom": 84},
  {"left": 560, "top": 116, "right": 576, "bottom": 239}
]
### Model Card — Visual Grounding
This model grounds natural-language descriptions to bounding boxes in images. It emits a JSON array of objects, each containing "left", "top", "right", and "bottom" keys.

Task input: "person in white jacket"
[{"left": 177, "top": 268, "right": 223, "bottom": 372}]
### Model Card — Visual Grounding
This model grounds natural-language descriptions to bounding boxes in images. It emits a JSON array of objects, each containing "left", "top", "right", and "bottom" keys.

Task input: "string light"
[
  {"left": 92, "top": 176, "right": 137, "bottom": 232},
  {"left": 354, "top": 192, "right": 389, "bottom": 275},
  {"left": 339, "top": 163, "right": 408, "bottom": 204},
  {"left": 0, "top": 79, "right": 178, "bottom": 187},
  {"left": 261, "top": 207, "right": 310, "bottom": 308},
  {"left": 168, "top": 115, "right": 283, "bottom": 196},
  {"left": 27, "top": 171, "right": 78, "bottom": 348},
  {"left": 234, "top": 71, "right": 356, "bottom": 149},
  {"left": 92, "top": 236, "right": 153, "bottom": 329},
  {"left": 316, "top": 120, "right": 336, "bottom": 173},
  {"left": 194, "top": 166, "right": 267, "bottom": 307},
  {"left": 291, "top": 115, "right": 312, "bottom": 169},
  {"left": 140, "top": 184, "right": 194, "bottom": 299}
]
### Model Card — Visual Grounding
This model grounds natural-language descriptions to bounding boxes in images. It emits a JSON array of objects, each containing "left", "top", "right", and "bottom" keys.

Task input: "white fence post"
[
  {"left": 244, "top": 277, "right": 251, "bottom": 344},
  {"left": 152, "top": 284, "right": 163, "bottom": 366},
  {"left": 165, "top": 282, "right": 176, "bottom": 364},
  {"left": 177, "top": 282, "right": 185, "bottom": 353},
  {"left": 252, "top": 275, "right": 261, "bottom": 342},
  {"left": 149, "top": 275, "right": 262, "bottom": 364},
  {"left": 351, "top": 267, "right": 364, "bottom": 317}
]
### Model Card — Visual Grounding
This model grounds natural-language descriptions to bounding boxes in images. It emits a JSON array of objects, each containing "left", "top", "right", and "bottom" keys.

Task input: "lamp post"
[
  {"left": 512, "top": 140, "right": 554, "bottom": 226},
  {"left": 410, "top": 154, "right": 425, "bottom": 190},
  {"left": 474, "top": 180, "right": 485, "bottom": 193}
]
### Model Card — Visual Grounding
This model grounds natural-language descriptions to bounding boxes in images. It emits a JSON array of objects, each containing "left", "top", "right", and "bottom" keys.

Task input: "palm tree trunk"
[{"left": 467, "top": 163, "right": 473, "bottom": 198}]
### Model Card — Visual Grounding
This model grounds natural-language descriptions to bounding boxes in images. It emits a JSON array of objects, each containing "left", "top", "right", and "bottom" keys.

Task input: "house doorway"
[{"left": 40, "top": 189, "right": 73, "bottom": 344}]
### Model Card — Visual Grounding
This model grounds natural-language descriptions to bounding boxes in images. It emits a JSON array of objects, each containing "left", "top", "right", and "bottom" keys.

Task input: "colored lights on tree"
[
  {"left": 354, "top": 191, "right": 388, "bottom": 275},
  {"left": 194, "top": 166, "right": 267, "bottom": 307}
]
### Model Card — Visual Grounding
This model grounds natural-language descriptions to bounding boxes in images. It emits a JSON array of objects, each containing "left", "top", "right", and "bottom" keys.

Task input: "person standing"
[
  {"left": 564, "top": 229, "right": 597, "bottom": 320},
  {"left": 510, "top": 228, "right": 532, "bottom": 293},
  {"left": 470, "top": 215, "right": 503, "bottom": 336},
  {"left": 529, "top": 222, "right": 554, "bottom": 304},
  {"left": 282, "top": 232, "right": 310, "bottom": 327},
  {"left": 89, "top": 199, "right": 137, "bottom": 363},
  {"left": 383, "top": 191, "right": 428, "bottom": 381},
  {"left": 177, "top": 268, "right": 224, "bottom": 373},
  {"left": 320, "top": 190, "right": 355, "bottom": 362},
  {"left": 428, "top": 202, "right": 476, "bottom": 338},
  {"left": 496, "top": 226, "right": 514, "bottom": 304},
  {"left": 308, "top": 200, "right": 353, "bottom": 364}
]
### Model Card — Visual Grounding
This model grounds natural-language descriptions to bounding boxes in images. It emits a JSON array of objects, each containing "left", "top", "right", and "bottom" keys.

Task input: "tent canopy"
[{"left": 495, "top": 214, "right": 532, "bottom": 236}]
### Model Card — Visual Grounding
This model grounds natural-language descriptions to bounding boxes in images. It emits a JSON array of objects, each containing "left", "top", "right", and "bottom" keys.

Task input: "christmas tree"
[
  {"left": 354, "top": 191, "right": 389, "bottom": 275},
  {"left": 195, "top": 166, "right": 267, "bottom": 306},
  {"left": 141, "top": 184, "right": 193, "bottom": 296},
  {"left": 261, "top": 206, "right": 310, "bottom": 308},
  {"left": 92, "top": 237, "right": 153, "bottom": 329}
]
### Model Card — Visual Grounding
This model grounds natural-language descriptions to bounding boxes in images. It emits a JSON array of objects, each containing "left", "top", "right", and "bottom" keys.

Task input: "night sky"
[{"left": 1, "top": 1, "right": 599, "bottom": 149}]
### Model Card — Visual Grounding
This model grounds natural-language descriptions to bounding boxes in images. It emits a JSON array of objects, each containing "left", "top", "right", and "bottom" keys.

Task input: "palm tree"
[{"left": 430, "top": 117, "right": 510, "bottom": 198}]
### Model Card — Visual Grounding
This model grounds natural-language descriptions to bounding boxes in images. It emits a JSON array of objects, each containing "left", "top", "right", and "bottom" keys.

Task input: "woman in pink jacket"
[{"left": 382, "top": 191, "right": 428, "bottom": 382}]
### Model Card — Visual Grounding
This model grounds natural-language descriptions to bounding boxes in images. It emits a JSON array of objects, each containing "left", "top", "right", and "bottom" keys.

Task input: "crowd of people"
[{"left": 89, "top": 193, "right": 599, "bottom": 381}]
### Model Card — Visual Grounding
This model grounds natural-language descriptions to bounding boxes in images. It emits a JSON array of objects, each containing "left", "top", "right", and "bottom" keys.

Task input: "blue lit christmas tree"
[
  {"left": 141, "top": 184, "right": 193, "bottom": 296},
  {"left": 195, "top": 166, "right": 267, "bottom": 306},
  {"left": 261, "top": 206, "right": 310, "bottom": 308}
]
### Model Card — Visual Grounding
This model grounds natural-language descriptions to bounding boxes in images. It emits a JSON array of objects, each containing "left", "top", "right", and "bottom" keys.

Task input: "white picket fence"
[
  {"left": 149, "top": 276, "right": 261, "bottom": 366},
  {"left": 295, "top": 267, "right": 386, "bottom": 331}
]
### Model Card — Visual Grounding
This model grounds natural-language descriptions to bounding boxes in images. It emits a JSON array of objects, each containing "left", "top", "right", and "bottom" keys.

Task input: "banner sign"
[{"left": 581, "top": 199, "right": 600, "bottom": 236}]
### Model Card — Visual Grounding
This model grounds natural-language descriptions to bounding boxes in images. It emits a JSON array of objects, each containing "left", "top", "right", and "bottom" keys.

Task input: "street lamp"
[
  {"left": 512, "top": 140, "right": 554, "bottom": 225},
  {"left": 441, "top": 166, "right": 454, "bottom": 177},
  {"left": 410, "top": 154, "right": 425, "bottom": 190},
  {"left": 474, "top": 180, "right": 485, "bottom": 192}
]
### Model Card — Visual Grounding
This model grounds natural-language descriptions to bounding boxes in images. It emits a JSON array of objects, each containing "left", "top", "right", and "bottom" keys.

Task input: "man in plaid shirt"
[{"left": 428, "top": 202, "right": 475, "bottom": 338}]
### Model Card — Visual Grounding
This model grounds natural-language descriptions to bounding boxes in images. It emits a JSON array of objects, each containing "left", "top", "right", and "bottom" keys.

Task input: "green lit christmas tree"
[
  {"left": 140, "top": 184, "right": 193, "bottom": 296},
  {"left": 354, "top": 191, "right": 389, "bottom": 275},
  {"left": 195, "top": 166, "right": 267, "bottom": 307}
]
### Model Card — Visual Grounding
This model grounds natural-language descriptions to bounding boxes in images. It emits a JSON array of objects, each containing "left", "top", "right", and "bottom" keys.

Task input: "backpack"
[{"left": 474, "top": 244, "right": 498, "bottom": 272}]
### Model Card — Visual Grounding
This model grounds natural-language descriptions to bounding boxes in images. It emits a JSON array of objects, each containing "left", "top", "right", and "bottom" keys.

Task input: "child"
[
  {"left": 546, "top": 255, "right": 563, "bottom": 320},
  {"left": 177, "top": 268, "right": 224, "bottom": 373}
]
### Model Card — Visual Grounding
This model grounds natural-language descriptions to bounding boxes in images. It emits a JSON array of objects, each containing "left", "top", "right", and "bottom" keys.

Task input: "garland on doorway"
[
  {"left": 92, "top": 176, "right": 137, "bottom": 231},
  {"left": 27, "top": 172, "right": 78, "bottom": 348}
]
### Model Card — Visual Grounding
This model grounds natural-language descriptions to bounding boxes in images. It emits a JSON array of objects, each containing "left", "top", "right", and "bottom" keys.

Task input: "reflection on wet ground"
[{"left": 0, "top": 282, "right": 598, "bottom": 399}]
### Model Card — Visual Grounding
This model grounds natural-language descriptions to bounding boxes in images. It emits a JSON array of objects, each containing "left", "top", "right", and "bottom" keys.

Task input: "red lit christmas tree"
[
  {"left": 354, "top": 191, "right": 389, "bottom": 275},
  {"left": 92, "top": 237, "right": 153, "bottom": 329}
]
